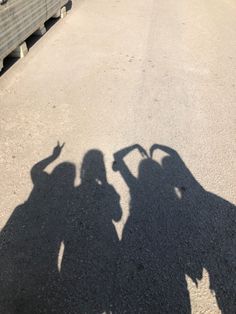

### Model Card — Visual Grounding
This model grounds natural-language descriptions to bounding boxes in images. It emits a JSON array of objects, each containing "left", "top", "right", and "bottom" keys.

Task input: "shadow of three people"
[{"left": 0, "top": 143, "right": 235, "bottom": 313}]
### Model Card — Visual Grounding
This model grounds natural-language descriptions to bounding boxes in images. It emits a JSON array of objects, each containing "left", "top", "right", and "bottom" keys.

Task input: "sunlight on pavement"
[{"left": 187, "top": 268, "right": 220, "bottom": 314}]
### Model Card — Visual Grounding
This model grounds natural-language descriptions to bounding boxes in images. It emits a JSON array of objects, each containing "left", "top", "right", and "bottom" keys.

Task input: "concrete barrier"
[{"left": 0, "top": 0, "right": 68, "bottom": 71}]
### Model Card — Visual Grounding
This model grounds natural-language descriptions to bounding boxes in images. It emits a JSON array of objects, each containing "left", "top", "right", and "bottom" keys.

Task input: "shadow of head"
[
  {"left": 51, "top": 162, "right": 76, "bottom": 187},
  {"left": 138, "top": 158, "right": 163, "bottom": 182},
  {"left": 80, "top": 150, "right": 107, "bottom": 184}
]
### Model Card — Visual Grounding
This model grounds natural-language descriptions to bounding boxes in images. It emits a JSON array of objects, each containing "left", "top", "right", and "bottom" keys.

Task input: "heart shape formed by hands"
[
  {"left": 113, "top": 144, "right": 178, "bottom": 172},
  {"left": 135, "top": 144, "right": 177, "bottom": 159}
]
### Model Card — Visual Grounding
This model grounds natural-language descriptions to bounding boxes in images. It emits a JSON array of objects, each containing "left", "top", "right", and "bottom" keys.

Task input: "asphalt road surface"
[{"left": 0, "top": 0, "right": 235, "bottom": 313}]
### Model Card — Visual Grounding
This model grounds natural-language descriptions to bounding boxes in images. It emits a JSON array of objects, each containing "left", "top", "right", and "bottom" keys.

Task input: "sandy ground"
[{"left": 0, "top": 0, "right": 235, "bottom": 313}]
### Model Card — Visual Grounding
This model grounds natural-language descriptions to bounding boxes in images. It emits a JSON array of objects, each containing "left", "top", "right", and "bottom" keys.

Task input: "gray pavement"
[{"left": 0, "top": 0, "right": 235, "bottom": 313}]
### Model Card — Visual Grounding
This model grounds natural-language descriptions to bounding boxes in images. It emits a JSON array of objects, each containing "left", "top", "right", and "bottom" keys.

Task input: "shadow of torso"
[
  {"left": 0, "top": 169, "right": 73, "bottom": 314},
  {"left": 61, "top": 180, "right": 121, "bottom": 314}
]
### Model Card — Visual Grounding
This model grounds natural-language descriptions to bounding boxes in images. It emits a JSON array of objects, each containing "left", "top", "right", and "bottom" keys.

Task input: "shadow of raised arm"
[
  {"left": 150, "top": 144, "right": 203, "bottom": 190},
  {"left": 31, "top": 142, "right": 65, "bottom": 184},
  {"left": 113, "top": 144, "right": 147, "bottom": 189}
]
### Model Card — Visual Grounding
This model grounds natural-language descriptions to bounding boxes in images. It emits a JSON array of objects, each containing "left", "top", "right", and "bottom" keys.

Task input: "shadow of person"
[
  {"left": 61, "top": 149, "right": 122, "bottom": 314},
  {"left": 151, "top": 144, "right": 236, "bottom": 314},
  {"left": 0, "top": 143, "right": 76, "bottom": 314},
  {"left": 113, "top": 144, "right": 236, "bottom": 314}
]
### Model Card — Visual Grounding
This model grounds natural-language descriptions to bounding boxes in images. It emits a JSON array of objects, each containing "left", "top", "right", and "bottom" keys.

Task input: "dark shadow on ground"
[
  {"left": 0, "top": 143, "right": 235, "bottom": 314},
  {"left": 61, "top": 150, "right": 122, "bottom": 313},
  {"left": 0, "top": 143, "right": 75, "bottom": 313},
  {"left": 113, "top": 144, "right": 236, "bottom": 314},
  {"left": 66, "top": 0, "right": 73, "bottom": 12},
  {"left": 0, "top": 144, "right": 121, "bottom": 314}
]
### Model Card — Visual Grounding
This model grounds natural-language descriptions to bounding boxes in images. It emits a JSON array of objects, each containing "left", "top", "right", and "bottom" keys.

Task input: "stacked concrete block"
[{"left": 0, "top": 0, "right": 68, "bottom": 71}]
